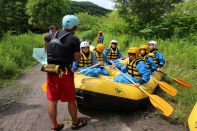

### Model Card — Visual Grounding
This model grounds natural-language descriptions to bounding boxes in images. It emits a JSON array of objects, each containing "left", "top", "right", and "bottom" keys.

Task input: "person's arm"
[
  {"left": 72, "top": 37, "right": 81, "bottom": 62},
  {"left": 103, "top": 54, "right": 110, "bottom": 64},
  {"left": 155, "top": 52, "right": 165, "bottom": 67},
  {"left": 74, "top": 52, "right": 80, "bottom": 62},
  {"left": 121, "top": 65, "right": 127, "bottom": 73},
  {"left": 71, "top": 36, "right": 81, "bottom": 73},
  {"left": 103, "top": 48, "right": 109, "bottom": 61},
  {"left": 91, "top": 53, "right": 97, "bottom": 65},
  {"left": 118, "top": 50, "right": 123, "bottom": 59},
  {"left": 100, "top": 36, "right": 104, "bottom": 43},
  {"left": 72, "top": 61, "right": 78, "bottom": 71},
  {"left": 113, "top": 60, "right": 122, "bottom": 69},
  {"left": 147, "top": 56, "right": 157, "bottom": 72},
  {"left": 97, "top": 36, "right": 100, "bottom": 43},
  {"left": 137, "top": 61, "right": 151, "bottom": 84},
  {"left": 44, "top": 42, "right": 47, "bottom": 53},
  {"left": 44, "top": 34, "right": 51, "bottom": 53}
]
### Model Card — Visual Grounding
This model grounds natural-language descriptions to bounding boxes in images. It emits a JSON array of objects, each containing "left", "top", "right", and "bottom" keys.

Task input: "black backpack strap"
[
  {"left": 58, "top": 32, "right": 70, "bottom": 40},
  {"left": 51, "top": 31, "right": 70, "bottom": 40},
  {"left": 52, "top": 31, "right": 59, "bottom": 40}
]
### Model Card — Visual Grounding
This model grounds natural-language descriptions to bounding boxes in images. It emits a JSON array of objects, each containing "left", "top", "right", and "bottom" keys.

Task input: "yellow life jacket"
[
  {"left": 107, "top": 47, "right": 118, "bottom": 60},
  {"left": 78, "top": 52, "right": 92, "bottom": 67},
  {"left": 127, "top": 58, "right": 144, "bottom": 79},
  {"left": 143, "top": 54, "right": 153, "bottom": 68},
  {"left": 93, "top": 49, "right": 103, "bottom": 62},
  {"left": 149, "top": 50, "right": 158, "bottom": 65}
]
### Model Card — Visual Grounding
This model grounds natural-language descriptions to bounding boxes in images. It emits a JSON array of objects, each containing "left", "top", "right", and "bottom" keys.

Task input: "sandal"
[
  {"left": 51, "top": 124, "right": 64, "bottom": 131},
  {"left": 71, "top": 118, "right": 87, "bottom": 130}
]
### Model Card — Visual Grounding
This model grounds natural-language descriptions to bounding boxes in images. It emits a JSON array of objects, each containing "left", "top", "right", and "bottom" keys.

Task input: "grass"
[
  {"left": 76, "top": 30, "right": 97, "bottom": 42},
  {"left": 159, "top": 39, "right": 197, "bottom": 124}
]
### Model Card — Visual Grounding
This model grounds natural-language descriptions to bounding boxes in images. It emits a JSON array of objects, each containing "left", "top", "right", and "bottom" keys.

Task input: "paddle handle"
[
  {"left": 159, "top": 71, "right": 174, "bottom": 80},
  {"left": 78, "top": 63, "right": 101, "bottom": 74},
  {"left": 159, "top": 71, "right": 167, "bottom": 76},
  {"left": 151, "top": 77, "right": 160, "bottom": 83}
]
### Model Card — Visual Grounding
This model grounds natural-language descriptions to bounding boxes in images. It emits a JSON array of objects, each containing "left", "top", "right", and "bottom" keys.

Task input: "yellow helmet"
[
  {"left": 140, "top": 44, "right": 149, "bottom": 53},
  {"left": 128, "top": 47, "right": 140, "bottom": 56},
  {"left": 97, "top": 43, "right": 105, "bottom": 52}
]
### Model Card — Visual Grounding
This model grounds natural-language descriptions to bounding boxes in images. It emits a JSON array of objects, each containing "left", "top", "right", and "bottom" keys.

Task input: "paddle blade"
[
  {"left": 158, "top": 81, "right": 177, "bottom": 97},
  {"left": 42, "top": 82, "right": 47, "bottom": 92},
  {"left": 149, "top": 95, "right": 173, "bottom": 116},
  {"left": 173, "top": 78, "right": 192, "bottom": 89}
]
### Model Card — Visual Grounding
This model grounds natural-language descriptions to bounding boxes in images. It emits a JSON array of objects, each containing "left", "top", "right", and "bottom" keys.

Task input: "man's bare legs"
[
  {"left": 68, "top": 101, "right": 78, "bottom": 124},
  {"left": 48, "top": 100, "right": 58, "bottom": 128}
]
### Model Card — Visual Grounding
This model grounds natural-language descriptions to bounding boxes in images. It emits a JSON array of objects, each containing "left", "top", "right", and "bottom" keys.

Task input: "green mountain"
[{"left": 68, "top": 1, "right": 111, "bottom": 16}]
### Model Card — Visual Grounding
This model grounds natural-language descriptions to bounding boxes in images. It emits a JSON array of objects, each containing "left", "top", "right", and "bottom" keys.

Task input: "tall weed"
[{"left": 0, "top": 32, "right": 43, "bottom": 83}]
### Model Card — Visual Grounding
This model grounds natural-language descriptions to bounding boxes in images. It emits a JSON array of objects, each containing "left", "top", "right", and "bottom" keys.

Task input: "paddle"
[
  {"left": 159, "top": 71, "right": 192, "bottom": 89},
  {"left": 151, "top": 77, "right": 177, "bottom": 97},
  {"left": 42, "top": 82, "right": 47, "bottom": 92},
  {"left": 114, "top": 67, "right": 173, "bottom": 116},
  {"left": 77, "top": 62, "right": 101, "bottom": 74}
]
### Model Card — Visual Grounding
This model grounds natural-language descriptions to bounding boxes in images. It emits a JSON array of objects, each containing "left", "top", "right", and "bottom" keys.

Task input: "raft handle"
[{"left": 76, "top": 95, "right": 84, "bottom": 100}]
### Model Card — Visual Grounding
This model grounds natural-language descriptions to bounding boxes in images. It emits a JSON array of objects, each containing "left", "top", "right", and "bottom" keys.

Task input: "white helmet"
[
  {"left": 110, "top": 40, "right": 118, "bottom": 45},
  {"left": 80, "top": 41, "right": 90, "bottom": 48},
  {"left": 148, "top": 40, "right": 157, "bottom": 47},
  {"left": 89, "top": 45, "right": 95, "bottom": 52}
]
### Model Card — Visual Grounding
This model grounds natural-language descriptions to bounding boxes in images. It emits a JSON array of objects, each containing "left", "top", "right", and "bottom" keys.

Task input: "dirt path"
[{"left": 0, "top": 64, "right": 187, "bottom": 131}]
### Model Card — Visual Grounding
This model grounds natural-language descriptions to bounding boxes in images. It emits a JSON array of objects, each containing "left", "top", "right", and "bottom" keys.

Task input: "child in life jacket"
[
  {"left": 113, "top": 47, "right": 151, "bottom": 86},
  {"left": 73, "top": 41, "right": 99, "bottom": 77}
]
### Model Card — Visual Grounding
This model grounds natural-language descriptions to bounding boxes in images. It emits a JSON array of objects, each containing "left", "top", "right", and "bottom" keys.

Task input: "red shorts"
[{"left": 47, "top": 71, "right": 75, "bottom": 102}]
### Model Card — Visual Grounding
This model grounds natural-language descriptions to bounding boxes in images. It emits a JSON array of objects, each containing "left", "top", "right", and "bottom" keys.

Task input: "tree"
[
  {"left": 113, "top": 0, "right": 183, "bottom": 34},
  {"left": 171, "top": 0, "right": 197, "bottom": 15},
  {"left": 0, "top": 0, "right": 29, "bottom": 36},
  {"left": 69, "top": 1, "right": 110, "bottom": 16},
  {"left": 138, "top": 0, "right": 197, "bottom": 39},
  {"left": 27, "top": 0, "right": 69, "bottom": 32},
  {"left": 75, "top": 12, "right": 100, "bottom": 31}
]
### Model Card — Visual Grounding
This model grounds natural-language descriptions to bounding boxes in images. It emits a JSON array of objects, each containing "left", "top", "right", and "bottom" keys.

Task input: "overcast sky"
[{"left": 72, "top": 0, "right": 115, "bottom": 10}]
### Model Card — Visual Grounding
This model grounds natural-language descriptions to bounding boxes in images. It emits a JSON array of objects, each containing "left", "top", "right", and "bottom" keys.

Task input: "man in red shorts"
[{"left": 45, "top": 15, "right": 87, "bottom": 131}]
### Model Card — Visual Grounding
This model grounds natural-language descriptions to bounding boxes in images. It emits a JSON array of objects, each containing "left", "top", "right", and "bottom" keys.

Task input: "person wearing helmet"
[
  {"left": 45, "top": 15, "right": 87, "bottom": 130},
  {"left": 103, "top": 40, "right": 123, "bottom": 61},
  {"left": 113, "top": 47, "right": 151, "bottom": 86},
  {"left": 148, "top": 40, "right": 165, "bottom": 71},
  {"left": 92, "top": 43, "right": 110, "bottom": 76},
  {"left": 93, "top": 43, "right": 107, "bottom": 62},
  {"left": 103, "top": 40, "right": 124, "bottom": 69},
  {"left": 97, "top": 31, "right": 104, "bottom": 44},
  {"left": 140, "top": 44, "right": 157, "bottom": 72},
  {"left": 72, "top": 41, "right": 99, "bottom": 77}
]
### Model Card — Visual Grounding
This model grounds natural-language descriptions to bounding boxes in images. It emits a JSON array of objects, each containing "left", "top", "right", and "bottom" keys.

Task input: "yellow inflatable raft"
[
  {"left": 75, "top": 66, "right": 162, "bottom": 110},
  {"left": 188, "top": 102, "right": 197, "bottom": 131}
]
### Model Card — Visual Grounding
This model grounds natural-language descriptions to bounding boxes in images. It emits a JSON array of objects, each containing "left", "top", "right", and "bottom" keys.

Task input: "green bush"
[
  {"left": 76, "top": 12, "right": 100, "bottom": 31},
  {"left": 0, "top": 55, "right": 19, "bottom": 79},
  {"left": 0, "top": 32, "right": 43, "bottom": 81},
  {"left": 98, "top": 11, "right": 129, "bottom": 36}
]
